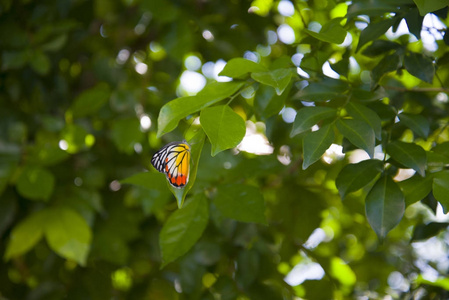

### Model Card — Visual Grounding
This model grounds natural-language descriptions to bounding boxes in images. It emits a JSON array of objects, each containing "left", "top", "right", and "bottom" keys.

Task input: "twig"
[{"left": 383, "top": 86, "right": 449, "bottom": 93}]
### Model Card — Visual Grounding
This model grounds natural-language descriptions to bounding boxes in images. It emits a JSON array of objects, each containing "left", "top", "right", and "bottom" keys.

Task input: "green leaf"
[
  {"left": 171, "top": 130, "right": 205, "bottom": 208},
  {"left": 1, "top": 50, "right": 29, "bottom": 71},
  {"left": 200, "top": 105, "right": 246, "bottom": 156},
  {"left": 433, "top": 171, "right": 449, "bottom": 213},
  {"left": 159, "top": 194, "right": 209, "bottom": 268},
  {"left": 290, "top": 106, "right": 337, "bottom": 137},
  {"left": 302, "top": 124, "right": 335, "bottom": 169},
  {"left": 16, "top": 166, "right": 55, "bottom": 201},
  {"left": 251, "top": 68, "right": 292, "bottom": 95},
  {"left": 371, "top": 53, "right": 401, "bottom": 85},
  {"left": 336, "top": 159, "right": 384, "bottom": 199},
  {"left": 346, "top": 102, "right": 382, "bottom": 140},
  {"left": 295, "top": 78, "right": 348, "bottom": 102},
  {"left": 356, "top": 18, "right": 396, "bottom": 52},
  {"left": 398, "top": 174, "right": 433, "bottom": 206},
  {"left": 404, "top": 52, "right": 435, "bottom": 83},
  {"left": 404, "top": 8, "right": 424, "bottom": 39},
  {"left": 68, "top": 83, "right": 111, "bottom": 118},
  {"left": 336, "top": 119, "right": 375, "bottom": 158},
  {"left": 157, "top": 81, "right": 244, "bottom": 137},
  {"left": 412, "top": 222, "right": 449, "bottom": 241},
  {"left": 214, "top": 184, "right": 266, "bottom": 224},
  {"left": 110, "top": 118, "right": 144, "bottom": 154},
  {"left": 219, "top": 58, "right": 267, "bottom": 78},
  {"left": 29, "top": 50, "right": 51, "bottom": 75},
  {"left": 44, "top": 207, "right": 92, "bottom": 266},
  {"left": 386, "top": 141, "right": 426, "bottom": 176},
  {"left": 121, "top": 171, "right": 169, "bottom": 190},
  {"left": 413, "top": 0, "right": 449, "bottom": 15},
  {"left": 362, "top": 40, "right": 402, "bottom": 57},
  {"left": 330, "top": 257, "right": 357, "bottom": 286},
  {"left": 4, "top": 210, "right": 46, "bottom": 261},
  {"left": 398, "top": 113, "right": 430, "bottom": 138},
  {"left": 255, "top": 83, "right": 292, "bottom": 119},
  {"left": 305, "top": 19, "right": 347, "bottom": 44},
  {"left": 365, "top": 175, "right": 405, "bottom": 240}
]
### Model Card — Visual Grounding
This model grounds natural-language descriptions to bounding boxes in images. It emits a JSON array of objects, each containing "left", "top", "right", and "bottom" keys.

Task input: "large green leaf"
[
  {"left": 214, "top": 184, "right": 266, "bottom": 224},
  {"left": 67, "top": 83, "right": 111, "bottom": 118},
  {"left": 44, "top": 207, "right": 92, "bottom": 266},
  {"left": 346, "top": 102, "right": 382, "bottom": 140},
  {"left": 356, "top": 18, "right": 396, "bottom": 52},
  {"left": 4, "top": 210, "right": 46, "bottom": 260},
  {"left": 386, "top": 141, "right": 426, "bottom": 176},
  {"left": 157, "top": 81, "right": 244, "bottom": 137},
  {"left": 398, "top": 174, "right": 433, "bottom": 206},
  {"left": 336, "top": 119, "right": 375, "bottom": 158},
  {"left": 255, "top": 83, "right": 292, "bottom": 119},
  {"left": 159, "top": 193, "right": 209, "bottom": 268},
  {"left": 398, "top": 113, "right": 430, "bottom": 138},
  {"left": 404, "top": 52, "right": 435, "bottom": 83},
  {"left": 371, "top": 53, "right": 401, "bottom": 85},
  {"left": 110, "top": 118, "right": 145, "bottom": 154},
  {"left": 251, "top": 68, "right": 292, "bottom": 95},
  {"left": 295, "top": 78, "right": 348, "bottom": 102},
  {"left": 413, "top": 0, "right": 449, "bottom": 15},
  {"left": 433, "top": 171, "right": 449, "bottom": 213},
  {"left": 170, "top": 130, "right": 205, "bottom": 208},
  {"left": 200, "top": 105, "right": 246, "bottom": 156},
  {"left": 336, "top": 159, "right": 384, "bottom": 199},
  {"left": 219, "top": 58, "right": 267, "bottom": 78},
  {"left": 305, "top": 18, "right": 347, "bottom": 44},
  {"left": 365, "top": 175, "right": 405, "bottom": 240},
  {"left": 16, "top": 166, "right": 55, "bottom": 201},
  {"left": 302, "top": 124, "right": 335, "bottom": 169},
  {"left": 290, "top": 106, "right": 337, "bottom": 137}
]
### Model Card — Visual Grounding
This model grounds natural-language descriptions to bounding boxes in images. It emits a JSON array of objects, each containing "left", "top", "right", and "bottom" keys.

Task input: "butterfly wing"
[{"left": 151, "top": 142, "right": 190, "bottom": 188}]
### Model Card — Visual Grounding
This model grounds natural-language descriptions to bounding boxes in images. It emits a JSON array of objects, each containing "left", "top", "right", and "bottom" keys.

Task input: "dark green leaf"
[
  {"left": 398, "top": 113, "right": 430, "bottom": 138},
  {"left": 366, "top": 175, "right": 405, "bottom": 240},
  {"left": 157, "top": 82, "right": 244, "bottom": 137},
  {"left": 200, "top": 105, "right": 246, "bottom": 156},
  {"left": 404, "top": 8, "right": 424, "bottom": 39},
  {"left": 255, "top": 83, "right": 292, "bottom": 119},
  {"left": 110, "top": 118, "right": 144, "bottom": 154},
  {"left": 290, "top": 106, "right": 337, "bottom": 137},
  {"left": 68, "top": 83, "right": 111, "bottom": 118},
  {"left": 362, "top": 40, "right": 402, "bottom": 57},
  {"left": 387, "top": 141, "right": 426, "bottom": 176},
  {"left": 399, "top": 174, "right": 433, "bottom": 206},
  {"left": 214, "top": 184, "right": 266, "bottom": 224},
  {"left": 295, "top": 78, "right": 348, "bottom": 102},
  {"left": 44, "top": 207, "right": 92, "bottom": 266},
  {"left": 160, "top": 194, "right": 209, "bottom": 268},
  {"left": 336, "top": 119, "right": 375, "bottom": 158},
  {"left": 336, "top": 159, "right": 384, "bottom": 199},
  {"left": 16, "top": 166, "right": 55, "bottom": 201},
  {"left": 404, "top": 52, "right": 435, "bottom": 83},
  {"left": 433, "top": 171, "right": 449, "bottom": 213},
  {"left": 346, "top": 102, "right": 382, "bottom": 140},
  {"left": 251, "top": 68, "right": 293, "bottom": 95},
  {"left": 29, "top": 50, "right": 51, "bottom": 75},
  {"left": 412, "top": 222, "right": 449, "bottom": 241},
  {"left": 305, "top": 19, "right": 347, "bottom": 44},
  {"left": 219, "top": 58, "right": 267, "bottom": 77},
  {"left": 302, "top": 124, "right": 335, "bottom": 169},
  {"left": 356, "top": 18, "right": 396, "bottom": 52},
  {"left": 371, "top": 53, "right": 401, "bottom": 85},
  {"left": 413, "top": 0, "right": 449, "bottom": 15}
]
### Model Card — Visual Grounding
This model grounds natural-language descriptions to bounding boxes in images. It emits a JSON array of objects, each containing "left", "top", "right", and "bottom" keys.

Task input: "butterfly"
[{"left": 151, "top": 141, "right": 190, "bottom": 188}]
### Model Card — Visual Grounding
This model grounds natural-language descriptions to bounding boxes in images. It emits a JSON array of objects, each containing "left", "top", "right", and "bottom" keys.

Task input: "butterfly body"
[{"left": 151, "top": 142, "right": 190, "bottom": 188}]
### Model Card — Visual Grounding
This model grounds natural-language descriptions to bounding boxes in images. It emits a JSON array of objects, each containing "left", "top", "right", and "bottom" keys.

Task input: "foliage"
[{"left": 1, "top": 0, "right": 449, "bottom": 299}]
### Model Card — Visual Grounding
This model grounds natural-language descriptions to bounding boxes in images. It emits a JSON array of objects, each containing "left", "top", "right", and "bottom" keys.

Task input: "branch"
[{"left": 383, "top": 86, "right": 449, "bottom": 93}]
